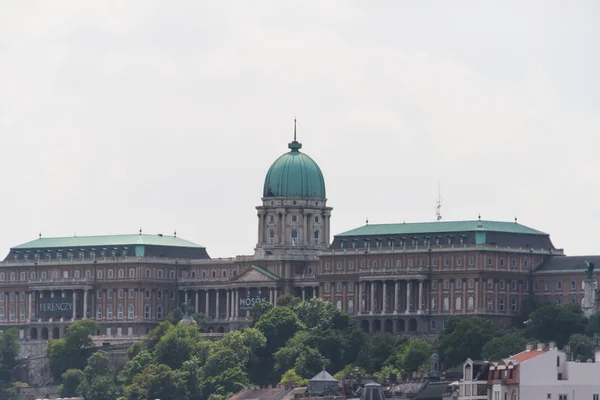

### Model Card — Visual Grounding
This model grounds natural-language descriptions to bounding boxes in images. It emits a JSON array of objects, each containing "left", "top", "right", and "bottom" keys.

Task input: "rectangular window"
[
  {"left": 468, "top": 257, "right": 474, "bottom": 266},
  {"left": 336, "top": 262, "right": 342, "bottom": 270},
  {"left": 325, "top": 262, "right": 330, "bottom": 270},
  {"left": 487, "top": 258, "right": 493, "bottom": 267},
  {"left": 348, "top": 262, "right": 354, "bottom": 270},
  {"left": 443, "top": 280, "right": 449, "bottom": 289},
  {"left": 145, "top": 269, "right": 151, "bottom": 278},
  {"left": 129, "top": 289, "right": 134, "bottom": 299}
]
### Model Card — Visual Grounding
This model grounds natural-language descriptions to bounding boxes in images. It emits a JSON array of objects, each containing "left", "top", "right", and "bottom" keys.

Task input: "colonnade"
[
  {"left": 183, "top": 286, "right": 279, "bottom": 321},
  {"left": 357, "top": 279, "right": 425, "bottom": 314}
]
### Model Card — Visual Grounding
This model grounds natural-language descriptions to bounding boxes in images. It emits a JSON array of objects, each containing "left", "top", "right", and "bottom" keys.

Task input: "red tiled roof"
[{"left": 510, "top": 349, "right": 548, "bottom": 363}]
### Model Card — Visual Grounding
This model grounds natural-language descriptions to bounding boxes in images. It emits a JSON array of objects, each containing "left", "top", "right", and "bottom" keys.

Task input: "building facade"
[
  {"left": 0, "top": 136, "right": 598, "bottom": 340},
  {"left": 486, "top": 343, "right": 600, "bottom": 400}
]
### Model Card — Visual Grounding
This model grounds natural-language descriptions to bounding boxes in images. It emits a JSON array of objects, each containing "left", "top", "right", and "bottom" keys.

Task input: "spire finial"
[
  {"left": 174, "top": 229, "right": 177, "bottom": 237},
  {"left": 39, "top": 232, "right": 42, "bottom": 239},
  {"left": 294, "top": 118, "right": 297, "bottom": 142},
  {"left": 478, "top": 214, "right": 481, "bottom": 221},
  {"left": 366, "top": 217, "right": 369, "bottom": 226},
  {"left": 515, "top": 216, "right": 518, "bottom": 223},
  {"left": 139, "top": 227, "right": 142, "bottom": 235}
]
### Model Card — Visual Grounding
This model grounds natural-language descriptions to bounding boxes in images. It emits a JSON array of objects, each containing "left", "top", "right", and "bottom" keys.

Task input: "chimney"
[
  {"left": 537, "top": 343, "right": 544, "bottom": 351},
  {"left": 526, "top": 344, "right": 533, "bottom": 352},
  {"left": 595, "top": 349, "right": 600, "bottom": 363},
  {"left": 549, "top": 342, "right": 555, "bottom": 350}
]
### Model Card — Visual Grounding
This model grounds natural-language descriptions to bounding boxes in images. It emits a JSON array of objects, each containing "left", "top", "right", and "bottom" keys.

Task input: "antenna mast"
[{"left": 436, "top": 183, "right": 443, "bottom": 221}]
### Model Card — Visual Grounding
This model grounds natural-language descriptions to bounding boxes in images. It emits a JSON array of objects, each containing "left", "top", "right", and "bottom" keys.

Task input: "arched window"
[
  {"left": 313, "top": 231, "right": 319, "bottom": 244},
  {"left": 157, "top": 305, "right": 164, "bottom": 319},
  {"left": 556, "top": 297, "right": 562, "bottom": 305},
  {"left": 108, "top": 269, "right": 114, "bottom": 279},
  {"left": 107, "top": 305, "right": 113, "bottom": 319},
  {"left": 348, "top": 299, "right": 354, "bottom": 314},
  {"left": 74, "top": 270, "right": 80, "bottom": 279},
  {"left": 291, "top": 230, "right": 298, "bottom": 246},
  {"left": 128, "top": 304, "right": 134, "bottom": 319},
  {"left": 96, "top": 306, "right": 102, "bottom": 319},
  {"left": 117, "top": 304, "right": 123, "bottom": 319},
  {"left": 144, "top": 305, "right": 151, "bottom": 320},
  {"left": 499, "top": 297, "right": 505, "bottom": 311},
  {"left": 324, "top": 283, "right": 330, "bottom": 293},
  {"left": 118, "top": 269, "right": 124, "bottom": 278},
  {"left": 336, "top": 300, "right": 342, "bottom": 311},
  {"left": 268, "top": 230, "right": 275, "bottom": 244},
  {"left": 431, "top": 297, "right": 437, "bottom": 311},
  {"left": 467, "top": 296, "right": 474, "bottom": 311},
  {"left": 443, "top": 297, "right": 449, "bottom": 311},
  {"left": 487, "top": 296, "right": 493, "bottom": 311},
  {"left": 511, "top": 297, "right": 518, "bottom": 311},
  {"left": 455, "top": 297, "right": 462, "bottom": 311}
]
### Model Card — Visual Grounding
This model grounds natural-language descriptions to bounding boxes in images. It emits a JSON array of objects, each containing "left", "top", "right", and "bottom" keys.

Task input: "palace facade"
[{"left": 0, "top": 136, "right": 598, "bottom": 340}]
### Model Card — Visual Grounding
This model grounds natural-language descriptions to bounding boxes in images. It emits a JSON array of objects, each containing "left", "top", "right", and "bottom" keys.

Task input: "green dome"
[{"left": 263, "top": 140, "right": 326, "bottom": 198}]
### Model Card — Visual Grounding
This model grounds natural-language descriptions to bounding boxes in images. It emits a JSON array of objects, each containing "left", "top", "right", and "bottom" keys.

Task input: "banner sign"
[
  {"left": 39, "top": 296, "right": 74, "bottom": 319},
  {"left": 239, "top": 296, "right": 269, "bottom": 311}
]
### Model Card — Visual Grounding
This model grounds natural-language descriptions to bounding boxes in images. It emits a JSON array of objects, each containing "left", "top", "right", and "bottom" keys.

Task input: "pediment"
[{"left": 233, "top": 265, "right": 280, "bottom": 283}]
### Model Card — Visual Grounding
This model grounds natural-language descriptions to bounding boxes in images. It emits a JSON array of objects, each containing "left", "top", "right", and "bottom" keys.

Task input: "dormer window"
[
  {"left": 269, "top": 215, "right": 274, "bottom": 223},
  {"left": 314, "top": 216, "right": 319, "bottom": 223},
  {"left": 291, "top": 230, "right": 298, "bottom": 246},
  {"left": 291, "top": 215, "right": 297, "bottom": 222},
  {"left": 268, "top": 230, "right": 275, "bottom": 244}
]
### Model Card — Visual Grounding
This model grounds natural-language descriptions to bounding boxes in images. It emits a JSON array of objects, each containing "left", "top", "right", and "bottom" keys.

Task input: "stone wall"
[{"left": 14, "top": 385, "right": 60, "bottom": 400}]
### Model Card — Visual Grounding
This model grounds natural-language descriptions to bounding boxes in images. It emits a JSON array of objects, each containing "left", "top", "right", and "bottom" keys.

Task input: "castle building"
[{"left": 0, "top": 136, "right": 598, "bottom": 340}]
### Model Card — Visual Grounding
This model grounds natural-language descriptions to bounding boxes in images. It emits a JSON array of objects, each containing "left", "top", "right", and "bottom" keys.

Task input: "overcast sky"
[{"left": 1, "top": 1, "right": 599, "bottom": 258}]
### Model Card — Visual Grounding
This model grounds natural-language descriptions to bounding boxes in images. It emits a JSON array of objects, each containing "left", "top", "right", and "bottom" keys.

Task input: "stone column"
[
  {"left": 195, "top": 290, "right": 200, "bottom": 314},
  {"left": 369, "top": 281, "right": 375, "bottom": 314},
  {"left": 72, "top": 290, "right": 77, "bottom": 321},
  {"left": 258, "top": 211, "right": 265, "bottom": 245},
  {"left": 234, "top": 289, "right": 239, "bottom": 319},
  {"left": 280, "top": 212, "right": 286, "bottom": 244},
  {"left": 215, "top": 290, "right": 220, "bottom": 319},
  {"left": 358, "top": 282, "right": 363, "bottom": 314},
  {"left": 303, "top": 213, "right": 309, "bottom": 245},
  {"left": 302, "top": 288, "right": 305, "bottom": 301},
  {"left": 184, "top": 291, "right": 189, "bottom": 306},
  {"left": 475, "top": 279, "right": 480, "bottom": 313},
  {"left": 313, "top": 286, "right": 317, "bottom": 298},
  {"left": 83, "top": 290, "right": 88, "bottom": 319},
  {"left": 394, "top": 281, "right": 399, "bottom": 314},
  {"left": 405, "top": 281, "right": 411, "bottom": 313},
  {"left": 382, "top": 281, "right": 387, "bottom": 314},
  {"left": 274, "top": 287, "right": 279, "bottom": 303},
  {"left": 27, "top": 291, "right": 33, "bottom": 322},
  {"left": 226, "top": 290, "right": 230, "bottom": 320},
  {"left": 205, "top": 290, "right": 209, "bottom": 316},
  {"left": 418, "top": 281, "right": 424, "bottom": 313}
]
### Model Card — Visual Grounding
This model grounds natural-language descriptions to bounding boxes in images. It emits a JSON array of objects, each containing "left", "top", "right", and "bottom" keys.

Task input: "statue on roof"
[{"left": 585, "top": 261, "right": 595, "bottom": 281}]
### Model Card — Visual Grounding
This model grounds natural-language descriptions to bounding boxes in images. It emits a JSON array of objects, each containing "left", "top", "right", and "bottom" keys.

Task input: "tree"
[
  {"left": 280, "top": 369, "right": 309, "bottom": 387},
  {"left": 567, "top": 334, "right": 595, "bottom": 362},
  {"left": 294, "top": 347, "right": 329, "bottom": 378},
  {"left": 437, "top": 317, "right": 500, "bottom": 368},
  {"left": 47, "top": 319, "right": 99, "bottom": 380},
  {"left": 124, "top": 363, "right": 188, "bottom": 400},
  {"left": 525, "top": 304, "right": 588, "bottom": 347},
  {"left": 250, "top": 301, "right": 274, "bottom": 326},
  {"left": 153, "top": 324, "right": 210, "bottom": 370},
  {"left": 356, "top": 333, "right": 401, "bottom": 372},
  {"left": 76, "top": 351, "right": 121, "bottom": 400},
  {"left": 276, "top": 294, "right": 301, "bottom": 308},
  {"left": 59, "top": 369, "right": 85, "bottom": 397},
  {"left": 0, "top": 329, "right": 20, "bottom": 400},
  {"left": 482, "top": 333, "right": 528, "bottom": 361},
  {"left": 586, "top": 312, "right": 600, "bottom": 337}
]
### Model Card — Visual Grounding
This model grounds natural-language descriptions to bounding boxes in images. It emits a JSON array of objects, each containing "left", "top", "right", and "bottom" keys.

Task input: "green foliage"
[
  {"left": 437, "top": 317, "right": 501, "bottom": 368},
  {"left": 127, "top": 341, "right": 144, "bottom": 360},
  {"left": 153, "top": 324, "right": 209, "bottom": 370},
  {"left": 276, "top": 294, "right": 301, "bottom": 308},
  {"left": 59, "top": 369, "right": 84, "bottom": 397},
  {"left": 76, "top": 351, "right": 121, "bottom": 400},
  {"left": 567, "top": 333, "right": 595, "bottom": 361},
  {"left": 356, "top": 333, "right": 401, "bottom": 372},
  {"left": 482, "top": 333, "right": 528, "bottom": 360},
  {"left": 280, "top": 369, "right": 309, "bottom": 387},
  {"left": 525, "top": 304, "right": 588, "bottom": 347},
  {"left": 124, "top": 363, "right": 188, "bottom": 400},
  {"left": 0, "top": 329, "right": 20, "bottom": 400},
  {"left": 47, "top": 319, "right": 99, "bottom": 381},
  {"left": 294, "top": 347, "right": 329, "bottom": 378},
  {"left": 586, "top": 312, "right": 600, "bottom": 336},
  {"left": 250, "top": 301, "right": 274, "bottom": 326}
]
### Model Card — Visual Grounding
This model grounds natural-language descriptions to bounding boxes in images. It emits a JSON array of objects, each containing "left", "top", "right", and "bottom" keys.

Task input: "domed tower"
[{"left": 256, "top": 122, "right": 332, "bottom": 254}]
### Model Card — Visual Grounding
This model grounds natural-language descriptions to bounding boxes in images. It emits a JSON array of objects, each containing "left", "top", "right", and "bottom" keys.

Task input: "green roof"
[
  {"left": 335, "top": 220, "right": 547, "bottom": 237},
  {"left": 263, "top": 140, "right": 326, "bottom": 198},
  {"left": 251, "top": 265, "right": 280, "bottom": 280},
  {"left": 12, "top": 234, "right": 204, "bottom": 250}
]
